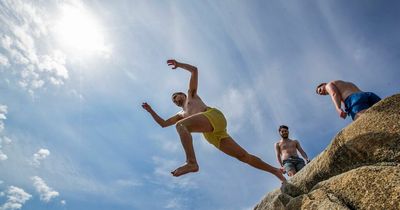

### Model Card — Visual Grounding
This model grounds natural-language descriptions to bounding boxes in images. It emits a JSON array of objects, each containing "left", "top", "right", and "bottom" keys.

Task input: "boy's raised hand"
[{"left": 167, "top": 59, "right": 178, "bottom": 69}]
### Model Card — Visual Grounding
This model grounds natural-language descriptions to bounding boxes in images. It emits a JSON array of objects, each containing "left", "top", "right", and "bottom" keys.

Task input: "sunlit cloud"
[
  {"left": 0, "top": 0, "right": 69, "bottom": 95},
  {"left": 31, "top": 176, "right": 59, "bottom": 202},
  {"left": 0, "top": 186, "right": 32, "bottom": 210}
]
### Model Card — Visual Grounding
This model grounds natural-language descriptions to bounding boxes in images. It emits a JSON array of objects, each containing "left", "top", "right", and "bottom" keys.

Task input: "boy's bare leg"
[
  {"left": 287, "top": 170, "right": 296, "bottom": 177},
  {"left": 172, "top": 113, "right": 213, "bottom": 177},
  {"left": 219, "top": 137, "right": 286, "bottom": 182}
]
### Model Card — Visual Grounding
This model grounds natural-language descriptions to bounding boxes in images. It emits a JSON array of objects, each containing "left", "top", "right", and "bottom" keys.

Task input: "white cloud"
[
  {"left": 0, "top": 186, "right": 32, "bottom": 210},
  {"left": 0, "top": 105, "right": 7, "bottom": 121},
  {"left": 2, "top": 137, "right": 12, "bottom": 145},
  {"left": 0, "top": 54, "right": 10, "bottom": 67},
  {"left": 0, "top": 0, "right": 69, "bottom": 94},
  {"left": 31, "top": 176, "right": 59, "bottom": 202},
  {"left": 0, "top": 152, "right": 7, "bottom": 161},
  {"left": 165, "top": 198, "right": 182, "bottom": 209},
  {"left": 60, "top": 200, "right": 66, "bottom": 205},
  {"left": 0, "top": 105, "right": 10, "bottom": 161},
  {"left": 38, "top": 51, "right": 69, "bottom": 80},
  {"left": 31, "top": 148, "right": 50, "bottom": 167}
]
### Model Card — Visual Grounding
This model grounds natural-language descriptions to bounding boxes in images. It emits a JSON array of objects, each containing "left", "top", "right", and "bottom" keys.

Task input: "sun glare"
[{"left": 55, "top": 4, "right": 109, "bottom": 55}]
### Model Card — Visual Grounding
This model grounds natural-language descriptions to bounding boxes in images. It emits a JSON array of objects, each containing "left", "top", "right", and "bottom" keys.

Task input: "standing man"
[
  {"left": 275, "top": 125, "right": 310, "bottom": 177},
  {"left": 316, "top": 80, "right": 381, "bottom": 120},
  {"left": 142, "top": 59, "right": 286, "bottom": 182}
]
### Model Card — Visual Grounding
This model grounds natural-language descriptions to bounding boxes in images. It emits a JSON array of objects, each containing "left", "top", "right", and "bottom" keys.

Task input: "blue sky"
[{"left": 0, "top": 0, "right": 399, "bottom": 209}]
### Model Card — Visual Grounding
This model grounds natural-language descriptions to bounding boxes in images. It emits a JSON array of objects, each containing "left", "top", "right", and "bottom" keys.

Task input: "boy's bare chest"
[{"left": 280, "top": 141, "right": 296, "bottom": 151}]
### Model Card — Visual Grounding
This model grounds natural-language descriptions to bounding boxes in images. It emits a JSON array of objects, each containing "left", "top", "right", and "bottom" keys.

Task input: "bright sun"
[{"left": 55, "top": 4, "right": 109, "bottom": 55}]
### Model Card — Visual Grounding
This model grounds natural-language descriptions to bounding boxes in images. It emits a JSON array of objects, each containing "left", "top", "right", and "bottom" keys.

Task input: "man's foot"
[{"left": 171, "top": 163, "right": 199, "bottom": 177}]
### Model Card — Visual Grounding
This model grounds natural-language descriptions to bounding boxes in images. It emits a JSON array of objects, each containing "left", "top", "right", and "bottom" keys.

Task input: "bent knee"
[{"left": 176, "top": 121, "right": 189, "bottom": 132}]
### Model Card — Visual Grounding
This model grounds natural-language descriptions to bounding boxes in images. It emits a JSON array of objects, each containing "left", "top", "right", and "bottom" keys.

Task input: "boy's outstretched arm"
[
  {"left": 167, "top": 59, "right": 198, "bottom": 97},
  {"left": 142, "top": 102, "right": 183, "bottom": 128}
]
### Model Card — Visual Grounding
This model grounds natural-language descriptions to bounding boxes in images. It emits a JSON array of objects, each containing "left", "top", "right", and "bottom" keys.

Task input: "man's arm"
[
  {"left": 295, "top": 140, "right": 310, "bottom": 163},
  {"left": 142, "top": 102, "right": 183, "bottom": 128},
  {"left": 325, "top": 82, "right": 347, "bottom": 119},
  {"left": 274, "top": 142, "right": 283, "bottom": 167},
  {"left": 167, "top": 59, "right": 198, "bottom": 97}
]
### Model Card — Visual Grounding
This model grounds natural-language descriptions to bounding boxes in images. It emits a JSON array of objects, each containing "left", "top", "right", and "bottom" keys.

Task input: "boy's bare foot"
[{"left": 171, "top": 163, "right": 199, "bottom": 177}]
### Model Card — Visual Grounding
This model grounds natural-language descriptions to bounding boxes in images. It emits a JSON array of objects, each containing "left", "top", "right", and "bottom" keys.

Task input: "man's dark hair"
[
  {"left": 171, "top": 92, "right": 186, "bottom": 100},
  {"left": 316, "top": 83, "right": 327, "bottom": 94},
  {"left": 279, "top": 125, "right": 289, "bottom": 132}
]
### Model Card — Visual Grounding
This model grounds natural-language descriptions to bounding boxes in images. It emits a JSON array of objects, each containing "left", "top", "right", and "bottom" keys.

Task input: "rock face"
[{"left": 255, "top": 94, "right": 400, "bottom": 210}]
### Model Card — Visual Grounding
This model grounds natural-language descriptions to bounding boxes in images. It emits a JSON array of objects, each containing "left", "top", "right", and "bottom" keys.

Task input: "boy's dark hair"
[
  {"left": 171, "top": 92, "right": 186, "bottom": 100},
  {"left": 316, "top": 82, "right": 327, "bottom": 94},
  {"left": 279, "top": 125, "right": 289, "bottom": 132}
]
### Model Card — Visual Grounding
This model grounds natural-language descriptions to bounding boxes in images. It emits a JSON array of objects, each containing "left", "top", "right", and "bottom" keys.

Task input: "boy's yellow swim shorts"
[{"left": 201, "top": 107, "right": 230, "bottom": 148}]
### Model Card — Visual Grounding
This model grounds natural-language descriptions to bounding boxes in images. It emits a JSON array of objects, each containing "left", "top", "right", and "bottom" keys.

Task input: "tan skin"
[
  {"left": 142, "top": 59, "right": 286, "bottom": 182},
  {"left": 274, "top": 128, "right": 309, "bottom": 177},
  {"left": 316, "top": 80, "right": 363, "bottom": 120}
]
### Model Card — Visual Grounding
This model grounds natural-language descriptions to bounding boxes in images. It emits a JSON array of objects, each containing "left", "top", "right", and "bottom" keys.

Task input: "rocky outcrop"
[{"left": 255, "top": 94, "right": 400, "bottom": 210}]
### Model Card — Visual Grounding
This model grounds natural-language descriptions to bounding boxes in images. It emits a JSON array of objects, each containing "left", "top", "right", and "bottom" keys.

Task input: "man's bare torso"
[
  {"left": 181, "top": 94, "right": 208, "bottom": 118},
  {"left": 332, "top": 80, "right": 362, "bottom": 101},
  {"left": 277, "top": 139, "right": 299, "bottom": 160}
]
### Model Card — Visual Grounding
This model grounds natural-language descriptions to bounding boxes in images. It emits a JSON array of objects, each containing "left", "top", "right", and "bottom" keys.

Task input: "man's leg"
[
  {"left": 295, "top": 160, "right": 306, "bottom": 173},
  {"left": 219, "top": 137, "right": 286, "bottom": 182},
  {"left": 287, "top": 169, "right": 296, "bottom": 177},
  {"left": 285, "top": 163, "right": 296, "bottom": 177},
  {"left": 172, "top": 113, "right": 213, "bottom": 177}
]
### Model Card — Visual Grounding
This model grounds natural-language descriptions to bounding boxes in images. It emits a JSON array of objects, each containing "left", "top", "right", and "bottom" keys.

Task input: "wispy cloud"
[
  {"left": 0, "top": 0, "right": 69, "bottom": 95},
  {"left": 31, "top": 148, "right": 50, "bottom": 167},
  {"left": 220, "top": 87, "right": 264, "bottom": 135},
  {"left": 151, "top": 156, "right": 198, "bottom": 190},
  {"left": 0, "top": 54, "right": 10, "bottom": 67},
  {"left": 115, "top": 179, "right": 143, "bottom": 188},
  {"left": 0, "top": 105, "right": 11, "bottom": 161},
  {"left": 0, "top": 186, "right": 32, "bottom": 210},
  {"left": 31, "top": 176, "right": 59, "bottom": 202},
  {"left": 0, "top": 105, "right": 7, "bottom": 132},
  {"left": 165, "top": 197, "right": 184, "bottom": 209},
  {"left": 149, "top": 133, "right": 181, "bottom": 154}
]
